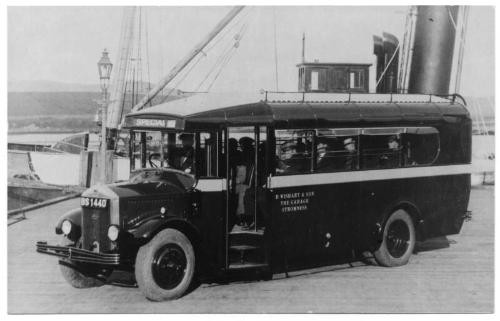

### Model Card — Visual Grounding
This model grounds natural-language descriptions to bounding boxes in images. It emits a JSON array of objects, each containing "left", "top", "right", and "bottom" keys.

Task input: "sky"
[{"left": 7, "top": 6, "right": 495, "bottom": 97}]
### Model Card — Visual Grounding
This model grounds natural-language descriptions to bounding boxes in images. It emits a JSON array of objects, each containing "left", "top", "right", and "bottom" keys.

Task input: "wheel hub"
[
  {"left": 386, "top": 219, "right": 410, "bottom": 258},
  {"left": 152, "top": 244, "right": 187, "bottom": 290}
]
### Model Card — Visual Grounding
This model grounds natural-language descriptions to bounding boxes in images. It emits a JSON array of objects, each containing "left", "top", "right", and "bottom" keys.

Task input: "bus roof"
[{"left": 123, "top": 92, "right": 470, "bottom": 131}]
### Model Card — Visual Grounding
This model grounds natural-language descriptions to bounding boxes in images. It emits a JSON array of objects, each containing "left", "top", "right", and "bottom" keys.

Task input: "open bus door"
[{"left": 226, "top": 126, "right": 269, "bottom": 271}]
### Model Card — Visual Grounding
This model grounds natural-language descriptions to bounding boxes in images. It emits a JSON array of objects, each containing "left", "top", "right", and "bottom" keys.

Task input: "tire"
[
  {"left": 59, "top": 259, "right": 107, "bottom": 288},
  {"left": 360, "top": 251, "right": 379, "bottom": 266},
  {"left": 135, "top": 228, "right": 195, "bottom": 301},
  {"left": 58, "top": 237, "right": 109, "bottom": 288},
  {"left": 374, "top": 209, "right": 416, "bottom": 267}
]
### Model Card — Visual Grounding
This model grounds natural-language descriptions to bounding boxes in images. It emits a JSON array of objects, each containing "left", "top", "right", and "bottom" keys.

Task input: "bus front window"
[{"left": 131, "top": 131, "right": 195, "bottom": 173}]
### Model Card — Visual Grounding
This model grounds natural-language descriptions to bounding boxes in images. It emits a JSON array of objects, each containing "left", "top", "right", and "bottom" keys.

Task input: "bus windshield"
[
  {"left": 130, "top": 130, "right": 218, "bottom": 178},
  {"left": 131, "top": 131, "right": 195, "bottom": 173}
]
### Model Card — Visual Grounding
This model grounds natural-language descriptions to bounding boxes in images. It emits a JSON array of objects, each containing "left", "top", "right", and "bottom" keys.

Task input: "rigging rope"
[
  {"left": 205, "top": 7, "right": 252, "bottom": 53},
  {"left": 158, "top": 7, "right": 252, "bottom": 100},
  {"left": 204, "top": 20, "right": 250, "bottom": 92},
  {"left": 398, "top": 6, "right": 415, "bottom": 93},
  {"left": 161, "top": 53, "right": 206, "bottom": 102},
  {"left": 272, "top": 8, "right": 279, "bottom": 91},
  {"left": 375, "top": 44, "right": 400, "bottom": 88},
  {"left": 454, "top": 6, "right": 469, "bottom": 94},
  {"left": 194, "top": 30, "right": 240, "bottom": 92},
  {"left": 144, "top": 8, "right": 152, "bottom": 101},
  {"left": 447, "top": 6, "right": 457, "bottom": 30}
]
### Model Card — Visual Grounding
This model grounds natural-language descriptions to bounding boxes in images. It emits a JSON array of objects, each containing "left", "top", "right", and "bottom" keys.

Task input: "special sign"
[
  {"left": 133, "top": 118, "right": 177, "bottom": 128},
  {"left": 275, "top": 191, "right": 315, "bottom": 213}
]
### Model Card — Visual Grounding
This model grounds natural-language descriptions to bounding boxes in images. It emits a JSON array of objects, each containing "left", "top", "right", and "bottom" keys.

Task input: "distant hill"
[
  {"left": 8, "top": 80, "right": 100, "bottom": 92},
  {"left": 8, "top": 79, "right": 155, "bottom": 93},
  {"left": 8, "top": 88, "right": 189, "bottom": 133}
]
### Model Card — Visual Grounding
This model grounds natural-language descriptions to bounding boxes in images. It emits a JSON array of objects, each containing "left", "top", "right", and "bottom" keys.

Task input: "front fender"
[
  {"left": 55, "top": 207, "right": 82, "bottom": 241},
  {"left": 131, "top": 217, "right": 200, "bottom": 242}
]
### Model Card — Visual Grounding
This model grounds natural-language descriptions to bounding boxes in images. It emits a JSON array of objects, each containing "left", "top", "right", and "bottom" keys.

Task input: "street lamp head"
[{"left": 97, "top": 49, "right": 113, "bottom": 90}]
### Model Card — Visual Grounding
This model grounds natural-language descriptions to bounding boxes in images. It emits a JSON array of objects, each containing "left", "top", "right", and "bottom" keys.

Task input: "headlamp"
[
  {"left": 107, "top": 225, "right": 120, "bottom": 241},
  {"left": 61, "top": 220, "right": 72, "bottom": 235}
]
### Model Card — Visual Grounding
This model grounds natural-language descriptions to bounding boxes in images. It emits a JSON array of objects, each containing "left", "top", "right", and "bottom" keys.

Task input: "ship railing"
[{"left": 261, "top": 91, "right": 467, "bottom": 106}]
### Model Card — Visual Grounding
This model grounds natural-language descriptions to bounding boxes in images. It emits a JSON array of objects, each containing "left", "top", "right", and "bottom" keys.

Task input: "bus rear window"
[
  {"left": 360, "top": 127, "right": 439, "bottom": 169},
  {"left": 360, "top": 132, "right": 402, "bottom": 169},
  {"left": 403, "top": 127, "right": 440, "bottom": 166}
]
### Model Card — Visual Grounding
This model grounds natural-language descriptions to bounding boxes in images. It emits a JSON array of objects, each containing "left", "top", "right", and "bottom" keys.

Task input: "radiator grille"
[{"left": 81, "top": 206, "right": 111, "bottom": 252}]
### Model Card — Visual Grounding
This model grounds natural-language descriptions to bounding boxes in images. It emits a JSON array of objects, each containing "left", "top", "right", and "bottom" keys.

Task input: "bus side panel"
[
  {"left": 268, "top": 182, "right": 357, "bottom": 272},
  {"left": 355, "top": 174, "right": 470, "bottom": 250},
  {"left": 421, "top": 174, "right": 470, "bottom": 238},
  {"left": 194, "top": 190, "right": 226, "bottom": 274},
  {"left": 355, "top": 177, "right": 428, "bottom": 250}
]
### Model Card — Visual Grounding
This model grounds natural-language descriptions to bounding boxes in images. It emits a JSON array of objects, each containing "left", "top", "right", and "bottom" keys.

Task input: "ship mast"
[
  {"left": 107, "top": 7, "right": 137, "bottom": 129},
  {"left": 130, "top": 6, "right": 245, "bottom": 113}
]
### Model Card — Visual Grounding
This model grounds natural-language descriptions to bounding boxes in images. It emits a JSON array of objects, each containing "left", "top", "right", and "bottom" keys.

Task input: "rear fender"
[{"left": 369, "top": 200, "right": 423, "bottom": 251}]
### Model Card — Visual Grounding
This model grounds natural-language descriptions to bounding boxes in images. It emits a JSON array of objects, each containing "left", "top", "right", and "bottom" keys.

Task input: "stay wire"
[
  {"left": 195, "top": 32, "right": 240, "bottom": 92},
  {"left": 205, "top": 20, "right": 250, "bottom": 92},
  {"left": 272, "top": 8, "right": 279, "bottom": 91},
  {"left": 162, "top": 53, "right": 206, "bottom": 102}
]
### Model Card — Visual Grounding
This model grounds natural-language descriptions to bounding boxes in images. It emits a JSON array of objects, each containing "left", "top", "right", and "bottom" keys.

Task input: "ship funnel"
[{"left": 408, "top": 6, "right": 458, "bottom": 95}]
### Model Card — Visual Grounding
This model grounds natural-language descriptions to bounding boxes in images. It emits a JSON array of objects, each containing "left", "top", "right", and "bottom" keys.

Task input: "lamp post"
[{"left": 97, "top": 49, "right": 113, "bottom": 183}]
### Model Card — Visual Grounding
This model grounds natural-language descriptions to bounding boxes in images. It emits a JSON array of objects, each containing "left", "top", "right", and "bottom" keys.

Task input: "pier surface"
[{"left": 8, "top": 186, "right": 493, "bottom": 313}]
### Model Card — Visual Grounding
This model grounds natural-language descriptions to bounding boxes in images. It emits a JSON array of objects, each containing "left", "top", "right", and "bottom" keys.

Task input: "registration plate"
[{"left": 81, "top": 197, "right": 108, "bottom": 209}]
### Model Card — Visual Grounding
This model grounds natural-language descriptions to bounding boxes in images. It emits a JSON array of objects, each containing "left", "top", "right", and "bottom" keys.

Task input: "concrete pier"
[{"left": 8, "top": 186, "right": 493, "bottom": 313}]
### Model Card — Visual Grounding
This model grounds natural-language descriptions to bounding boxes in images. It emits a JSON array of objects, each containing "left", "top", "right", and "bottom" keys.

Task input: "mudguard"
[
  {"left": 369, "top": 200, "right": 424, "bottom": 251},
  {"left": 131, "top": 217, "right": 200, "bottom": 243},
  {"left": 55, "top": 207, "right": 82, "bottom": 241}
]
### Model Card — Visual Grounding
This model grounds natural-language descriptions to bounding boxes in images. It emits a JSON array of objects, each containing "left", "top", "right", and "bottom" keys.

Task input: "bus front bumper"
[{"left": 36, "top": 241, "right": 121, "bottom": 265}]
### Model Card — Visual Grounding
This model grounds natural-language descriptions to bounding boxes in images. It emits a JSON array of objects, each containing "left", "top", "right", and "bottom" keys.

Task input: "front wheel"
[
  {"left": 135, "top": 228, "right": 195, "bottom": 301},
  {"left": 374, "top": 209, "right": 416, "bottom": 267},
  {"left": 58, "top": 238, "right": 110, "bottom": 288},
  {"left": 59, "top": 259, "right": 108, "bottom": 288}
]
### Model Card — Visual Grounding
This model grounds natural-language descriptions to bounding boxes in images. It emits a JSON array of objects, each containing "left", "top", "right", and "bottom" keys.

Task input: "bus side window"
[
  {"left": 316, "top": 134, "right": 358, "bottom": 172},
  {"left": 361, "top": 134, "right": 402, "bottom": 169},
  {"left": 275, "top": 129, "right": 314, "bottom": 175},
  {"left": 197, "top": 132, "right": 218, "bottom": 177},
  {"left": 402, "top": 127, "right": 440, "bottom": 166}
]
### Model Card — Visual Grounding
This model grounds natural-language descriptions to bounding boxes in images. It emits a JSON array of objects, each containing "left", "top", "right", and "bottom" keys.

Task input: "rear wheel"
[
  {"left": 135, "top": 228, "right": 195, "bottom": 301},
  {"left": 374, "top": 209, "right": 416, "bottom": 267}
]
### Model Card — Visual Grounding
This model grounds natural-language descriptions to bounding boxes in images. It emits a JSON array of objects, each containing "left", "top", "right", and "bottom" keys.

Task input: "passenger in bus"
[
  {"left": 379, "top": 135, "right": 401, "bottom": 168},
  {"left": 285, "top": 143, "right": 309, "bottom": 173},
  {"left": 316, "top": 137, "right": 339, "bottom": 172},
  {"left": 171, "top": 133, "right": 195, "bottom": 173},
  {"left": 343, "top": 137, "right": 357, "bottom": 170},
  {"left": 242, "top": 141, "right": 268, "bottom": 230},
  {"left": 235, "top": 137, "right": 255, "bottom": 227}
]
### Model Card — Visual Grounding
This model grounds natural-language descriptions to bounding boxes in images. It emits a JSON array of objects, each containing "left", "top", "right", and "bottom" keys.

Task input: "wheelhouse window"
[
  {"left": 309, "top": 69, "right": 327, "bottom": 91},
  {"left": 349, "top": 70, "right": 364, "bottom": 89},
  {"left": 316, "top": 128, "right": 359, "bottom": 172},
  {"left": 275, "top": 129, "right": 314, "bottom": 175}
]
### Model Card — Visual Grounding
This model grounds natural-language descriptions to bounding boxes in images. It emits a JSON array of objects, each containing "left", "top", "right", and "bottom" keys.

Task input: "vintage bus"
[{"left": 37, "top": 92, "right": 472, "bottom": 301}]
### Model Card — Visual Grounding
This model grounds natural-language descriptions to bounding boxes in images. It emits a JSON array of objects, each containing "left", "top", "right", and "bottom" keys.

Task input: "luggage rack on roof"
[{"left": 261, "top": 91, "right": 467, "bottom": 106}]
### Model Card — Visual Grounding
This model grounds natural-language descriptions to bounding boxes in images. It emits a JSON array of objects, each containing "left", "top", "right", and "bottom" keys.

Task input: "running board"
[{"left": 228, "top": 262, "right": 268, "bottom": 270}]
